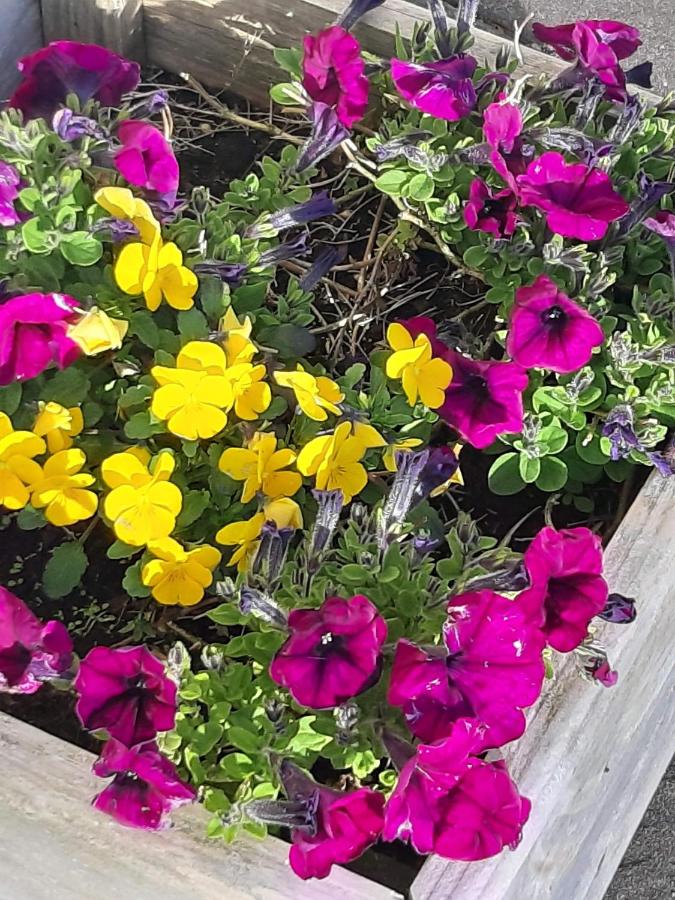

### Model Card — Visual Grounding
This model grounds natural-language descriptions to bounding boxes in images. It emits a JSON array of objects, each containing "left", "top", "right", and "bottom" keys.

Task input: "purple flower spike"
[
  {"left": 193, "top": 260, "right": 248, "bottom": 285},
  {"left": 299, "top": 245, "right": 347, "bottom": 291},
  {"left": 0, "top": 292, "right": 80, "bottom": 385},
  {"left": 507, "top": 275, "right": 604, "bottom": 373},
  {"left": 114, "top": 121, "right": 179, "bottom": 207},
  {"left": 75, "top": 645, "right": 177, "bottom": 746},
  {"left": 9, "top": 41, "right": 140, "bottom": 121},
  {"left": 390, "top": 55, "right": 478, "bottom": 122},
  {"left": 0, "top": 586, "right": 73, "bottom": 694},
  {"left": 464, "top": 178, "right": 519, "bottom": 239},
  {"left": 337, "top": 0, "right": 386, "bottom": 31},
  {"left": 296, "top": 102, "right": 349, "bottom": 174},
  {"left": 599, "top": 592, "right": 637, "bottom": 624},
  {"left": 269, "top": 595, "right": 387, "bottom": 709},
  {"left": 602, "top": 405, "right": 640, "bottom": 461},
  {"left": 247, "top": 192, "right": 337, "bottom": 239},
  {"left": 517, "top": 152, "right": 628, "bottom": 241},
  {"left": 0, "top": 162, "right": 22, "bottom": 227},
  {"left": 93, "top": 739, "right": 196, "bottom": 830}
]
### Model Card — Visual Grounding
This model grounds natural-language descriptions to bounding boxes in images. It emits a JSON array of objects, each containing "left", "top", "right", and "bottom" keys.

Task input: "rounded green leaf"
[
  {"left": 519, "top": 453, "right": 541, "bottom": 484},
  {"left": 60, "top": 231, "right": 103, "bottom": 266},
  {"left": 488, "top": 452, "right": 526, "bottom": 495},
  {"left": 406, "top": 173, "right": 435, "bottom": 202},
  {"left": 536, "top": 456, "right": 568, "bottom": 491},
  {"left": 374, "top": 169, "right": 409, "bottom": 196}
]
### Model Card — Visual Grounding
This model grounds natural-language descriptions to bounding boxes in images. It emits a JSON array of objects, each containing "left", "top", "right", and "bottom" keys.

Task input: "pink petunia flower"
[
  {"left": 586, "top": 658, "right": 619, "bottom": 687},
  {"left": 483, "top": 101, "right": 523, "bottom": 155},
  {"left": 382, "top": 719, "right": 531, "bottom": 859},
  {"left": 0, "top": 292, "right": 80, "bottom": 385},
  {"left": 92, "top": 739, "right": 196, "bottom": 830},
  {"left": 0, "top": 586, "right": 73, "bottom": 694},
  {"left": 390, "top": 55, "right": 477, "bottom": 121},
  {"left": 302, "top": 26, "right": 369, "bottom": 128},
  {"left": 0, "top": 162, "right": 22, "bottom": 227},
  {"left": 517, "top": 152, "right": 628, "bottom": 241},
  {"left": 644, "top": 210, "right": 675, "bottom": 244},
  {"left": 507, "top": 275, "right": 604, "bottom": 373},
  {"left": 74, "top": 645, "right": 177, "bottom": 746},
  {"left": 533, "top": 19, "right": 641, "bottom": 61},
  {"left": 269, "top": 595, "right": 387, "bottom": 709},
  {"left": 520, "top": 526, "right": 609, "bottom": 652},
  {"left": 464, "top": 178, "right": 519, "bottom": 238},
  {"left": 114, "top": 121, "right": 179, "bottom": 205},
  {"left": 279, "top": 760, "right": 385, "bottom": 879},
  {"left": 9, "top": 41, "right": 140, "bottom": 121}
]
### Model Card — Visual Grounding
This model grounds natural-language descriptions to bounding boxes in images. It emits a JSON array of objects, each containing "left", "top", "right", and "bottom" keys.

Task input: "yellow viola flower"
[
  {"left": 0, "top": 413, "right": 45, "bottom": 510},
  {"left": 32, "top": 402, "right": 84, "bottom": 454},
  {"left": 226, "top": 363, "right": 271, "bottom": 421},
  {"left": 296, "top": 421, "right": 368, "bottom": 503},
  {"left": 220, "top": 307, "right": 256, "bottom": 365},
  {"left": 218, "top": 431, "right": 301, "bottom": 503},
  {"left": 102, "top": 450, "right": 182, "bottom": 547},
  {"left": 273, "top": 365, "right": 344, "bottom": 421},
  {"left": 67, "top": 307, "right": 128, "bottom": 356},
  {"left": 142, "top": 537, "right": 221, "bottom": 606},
  {"left": 95, "top": 186, "right": 160, "bottom": 244},
  {"left": 151, "top": 342, "right": 233, "bottom": 441},
  {"left": 349, "top": 420, "right": 387, "bottom": 450},
  {"left": 386, "top": 323, "right": 453, "bottom": 409},
  {"left": 216, "top": 497, "right": 303, "bottom": 572},
  {"left": 115, "top": 232, "right": 198, "bottom": 312},
  {"left": 383, "top": 437, "right": 425, "bottom": 472},
  {"left": 30, "top": 449, "right": 98, "bottom": 526}
]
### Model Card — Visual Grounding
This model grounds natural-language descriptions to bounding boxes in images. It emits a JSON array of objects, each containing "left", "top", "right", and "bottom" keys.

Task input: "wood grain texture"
[
  {"left": 41, "top": 0, "right": 146, "bottom": 60},
  {"left": 412, "top": 469, "right": 675, "bottom": 900},
  {"left": 0, "top": 711, "right": 402, "bottom": 900},
  {"left": 0, "top": 0, "right": 43, "bottom": 101}
]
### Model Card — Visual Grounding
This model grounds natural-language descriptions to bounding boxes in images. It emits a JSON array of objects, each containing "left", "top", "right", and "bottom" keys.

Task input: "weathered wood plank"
[
  {"left": 0, "top": 0, "right": 43, "bottom": 101},
  {"left": 0, "top": 711, "right": 402, "bottom": 900},
  {"left": 41, "top": 0, "right": 146, "bottom": 61},
  {"left": 411, "top": 469, "right": 675, "bottom": 900}
]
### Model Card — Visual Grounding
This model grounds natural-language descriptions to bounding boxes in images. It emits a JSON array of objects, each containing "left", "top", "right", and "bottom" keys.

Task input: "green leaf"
[
  {"left": 538, "top": 424, "right": 569, "bottom": 455},
  {"left": 339, "top": 563, "right": 370, "bottom": 583},
  {"left": 273, "top": 47, "right": 302, "bottom": 78},
  {"left": 177, "top": 308, "right": 209, "bottom": 340},
  {"left": 269, "top": 82, "right": 303, "bottom": 105},
  {"left": 227, "top": 726, "right": 262, "bottom": 754},
  {"left": 342, "top": 363, "right": 366, "bottom": 389},
  {"left": 41, "top": 367, "right": 90, "bottom": 405},
  {"left": 576, "top": 430, "right": 610, "bottom": 465},
  {"left": 488, "top": 452, "right": 525, "bottom": 495},
  {"left": 130, "top": 311, "right": 161, "bottom": 349},
  {"left": 406, "top": 173, "right": 435, "bottom": 202},
  {"left": 124, "top": 411, "right": 163, "bottom": 440},
  {"left": 16, "top": 506, "right": 46, "bottom": 530},
  {"left": 288, "top": 717, "right": 332, "bottom": 752},
  {"left": 43, "top": 542, "right": 88, "bottom": 599},
  {"left": 350, "top": 750, "right": 380, "bottom": 779},
  {"left": 257, "top": 323, "right": 316, "bottom": 358},
  {"left": 536, "top": 456, "right": 568, "bottom": 491},
  {"left": 192, "top": 721, "right": 224, "bottom": 755},
  {"left": 107, "top": 540, "right": 139, "bottom": 560},
  {"left": 519, "top": 454, "right": 541, "bottom": 484},
  {"left": 21, "top": 218, "right": 53, "bottom": 254},
  {"left": 60, "top": 231, "right": 103, "bottom": 266},
  {"left": 176, "top": 489, "right": 210, "bottom": 530},
  {"left": 199, "top": 277, "right": 227, "bottom": 321},
  {"left": 217, "top": 752, "right": 256, "bottom": 780},
  {"left": 0, "top": 383, "right": 22, "bottom": 415},
  {"left": 374, "top": 169, "right": 409, "bottom": 196},
  {"left": 463, "top": 245, "right": 489, "bottom": 268},
  {"left": 208, "top": 603, "right": 243, "bottom": 626},
  {"left": 122, "top": 560, "right": 152, "bottom": 598}
]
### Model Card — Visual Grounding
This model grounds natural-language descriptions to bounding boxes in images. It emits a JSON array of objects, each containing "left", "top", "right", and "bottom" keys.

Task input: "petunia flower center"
[{"left": 540, "top": 304, "right": 567, "bottom": 328}]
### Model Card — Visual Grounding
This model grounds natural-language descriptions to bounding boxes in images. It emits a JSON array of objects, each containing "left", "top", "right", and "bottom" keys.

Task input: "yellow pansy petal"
[
  {"left": 68, "top": 307, "right": 128, "bottom": 356},
  {"left": 169, "top": 403, "right": 226, "bottom": 441},
  {"left": 152, "top": 383, "right": 189, "bottom": 421},
  {"left": 268, "top": 448, "right": 296, "bottom": 471},
  {"left": 146, "top": 536, "right": 185, "bottom": 563},
  {"left": 216, "top": 514, "right": 264, "bottom": 546},
  {"left": 331, "top": 463, "right": 368, "bottom": 502},
  {"left": 153, "top": 570, "right": 206, "bottom": 607},
  {"left": 44, "top": 489, "right": 98, "bottom": 527},
  {"left": 418, "top": 358, "right": 453, "bottom": 409},
  {"left": 161, "top": 262, "right": 198, "bottom": 311},
  {"left": 114, "top": 503, "right": 174, "bottom": 546},
  {"left": 387, "top": 322, "right": 414, "bottom": 352},
  {"left": 235, "top": 381, "right": 271, "bottom": 420},
  {"left": 219, "top": 447, "right": 258, "bottom": 481},
  {"left": 263, "top": 470, "right": 302, "bottom": 500},
  {"left": 188, "top": 545, "right": 222, "bottom": 570},
  {"left": 7, "top": 456, "right": 43, "bottom": 486},
  {"left": 264, "top": 497, "right": 303, "bottom": 530},
  {"left": 144, "top": 279, "right": 163, "bottom": 312},
  {"left": 0, "top": 413, "right": 13, "bottom": 439},
  {"left": 0, "top": 469, "right": 30, "bottom": 509},
  {"left": 115, "top": 243, "right": 148, "bottom": 295},
  {"left": 141, "top": 558, "right": 168, "bottom": 587},
  {"left": 297, "top": 434, "right": 333, "bottom": 476},
  {"left": 316, "top": 375, "right": 344, "bottom": 405},
  {"left": 0, "top": 431, "right": 46, "bottom": 460},
  {"left": 177, "top": 341, "right": 228, "bottom": 375},
  {"left": 401, "top": 366, "right": 420, "bottom": 406},
  {"left": 386, "top": 345, "right": 427, "bottom": 380},
  {"left": 147, "top": 480, "right": 182, "bottom": 515},
  {"left": 101, "top": 452, "right": 150, "bottom": 489},
  {"left": 350, "top": 421, "right": 386, "bottom": 449},
  {"left": 42, "top": 449, "right": 86, "bottom": 478},
  {"left": 150, "top": 452, "right": 177, "bottom": 483},
  {"left": 194, "top": 374, "right": 233, "bottom": 409},
  {"left": 104, "top": 484, "right": 137, "bottom": 521}
]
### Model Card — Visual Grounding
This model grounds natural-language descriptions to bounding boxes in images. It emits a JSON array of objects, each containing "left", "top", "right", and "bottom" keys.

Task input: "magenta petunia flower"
[
  {"left": 517, "top": 152, "right": 628, "bottom": 241},
  {"left": 114, "top": 121, "right": 179, "bottom": 205},
  {"left": 520, "top": 526, "right": 608, "bottom": 652},
  {"left": 586, "top": 658, "right": 619, "bottom": 687},
  {"left": 390, "top": 55, "right": 477, "bottom": 121},
  {"left": 533, "top": 19, "right": 641, "bottom": 62},
  {"left": 92, "top": 739, "right": 196, "bottom": 830},
  {"left": 74, "top": 646, "right": 177, "bottom": 746},
  {"left": 506, "top": 275, "right": 604, "bottom": 373},
  {"left": 0, "top": 292, "right": 80, "bottom": 385},
  {"left": 9, "top": 41, "right": 140, "bottom": 121},
  {"left": 382, "top": 718, "right": 531, "bottom": 859},
  {"left": 279, "top": 760, "right": 385, "bottom": 879},
  {"left": 0, "top": 162, "right": 22, "bottom": 227},
  {"left": 644, "top": 210, "right": 675, "bottom": 244},
  {"left": 269, "top": 595, "right": 386, "bottom": 709},
  {"left": 483, "top": 101, "right": 523, "bottom": 155},
  {"left": 302, "top": 26, "right": 369, "bottom": 128},
  {"left": 464, "top": 178, "right": 519, "bottom": 238},
  {"left": 0, "top": 586, "right": 72, "bottom": 694}
]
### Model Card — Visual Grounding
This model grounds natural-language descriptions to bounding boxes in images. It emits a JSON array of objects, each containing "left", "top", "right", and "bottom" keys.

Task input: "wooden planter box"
[{"left": 1, "top": 2, "right": 673, "bottom": 898}]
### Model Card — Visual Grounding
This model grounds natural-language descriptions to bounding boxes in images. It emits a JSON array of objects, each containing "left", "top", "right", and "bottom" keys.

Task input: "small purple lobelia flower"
[
  {"left": 302, "top": 26, "right": 369, "bottom": 128},
  {"left": 507, "top": 275, "right": 605, "bottom": 373},
  {"left": 9, "top": 41, "right": 140, "bottom": 121},
  {"left": 296, "top": 102, "right": 350, "bottom": 174},
  {"left": 0, "top": 292, "right": 80, "bottom": 385},
  {"left": 247, "top": 192, "right": 338, "bottom": 239},
  {"left": 74, "top": 645, "right": 177, "bottom": 746},
  {"left": 0, "top": 586, "right": 73, "bottom": 694},
  {"left": 269, "top": 595, "right": 387, "bottom": 709},
  {"left": 114, "top": 121, "right": 180, "bottom": 207},
  {"left": 278, "top": 760, "right": 385, "bottom": 879},
  {"left": 0, "top": 162, "right": 22, "bottom": 227},
  {"left": 598, "top": 592, "right": 637, "bottom": 624},
  {"left": 390, "top": 55, "right": 478, "bottom": 121},
  {"left": 517, "top": 151, "right": 629, "bottom": 241},
  {"left": 382, "top": 718, "right": 531, "bottom": 859},
  {"left": 92, "top": 739, "right": 196, "bottom": 830},
  {"left": 464, "top": 178, "right": 519, "bottom": 239}
]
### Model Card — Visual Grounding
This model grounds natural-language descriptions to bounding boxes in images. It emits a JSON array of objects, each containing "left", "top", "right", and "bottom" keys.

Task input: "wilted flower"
[
  {"left": 507, "top": 275, "right": 604, "bottom": 373},
  {"left": 32, "top": 402, "right": 83, "bottom": 454},
  {"left": 302, "top": 27, "right": 369, "bottom": 128},
  {"left": 296, "top": 102, "right": 350, "bottom": 174},
  {"left": 0, "top": 586, "right": 73, "bottom": 693},
  {"left": 382, "top": 719, "right": 531, "bottom": 859},
  {"left": 269, "top": 594, "right": 387, "bottom": 709},
  {"left": 379, "top": 449, "right": 429, "bottom": 543},
  {"left": 599, "top": 592, "right": 637, "bottom": 624},
  {"left": 114, "top": 121, "right": 179, "bottom": 207},
  {"left": 274, "top": 365, "right": 343, "bottom": 421},
  {"left": 219, "top": 432, "right": 301, "bottom": 503},
  {"left": 92, "top": 739, "right": 196, "bottom": 830},
  {"left": 247, "top": 191, "right": 338, "bottom": 239},
  {"left": 250, "top": 521, "right": 295, "bottom": 584},
  {"left": 52, "top": 108, "right": 107, "bottom": 142},
  {"left": 75, "top": 645, "right": 177, "bottom": 745},
  {"left": 216, "top": 498, "right": 303, "bottom": 572},
  {"left": 30, "top": 449, "right": 98, "bottom": 526},
  {"left": 67, "top": 306, "right": 129, "bottom": 355},
  {"left": 415, "top": 444, "right": 463, "bottom": 499},
  {"left": 617, "top": 174, "right": 675, "bottom": 237},
  {"left": 517, "top": 152, "right": 628, "bottom": 241},
  {"left": 644, "top": 210, "right": 675, "bottom": 276},
  {"left": 9, "top": 40, "right": 140, "bottom": 120},
  {"left": 0, "top": 292, "right": 80, "bottom": 385},
  {"left": 141, "top": 538, "right": 221, "bottom": 606},
  {"left": 239, "top": 586, "right": 288, "bottom": 628},
  {"left": 520, "top": 526, "right": 608, "bottom": 652},
  {"left": 464, "top": 178, "right": 519, "bottom": 239},
  {"left": 585, "top": 657, "right": 619, "bottom": 687},
  {"left": 601, "top": 405, "right": 640, "bottom": 461},
  {"left": 193, "top": 260, "right": 247, "bottom": 285},
  {"left": 390, "top": 55, "right": 477, "bottom": 121},
  {"left": 257, "top": 232, "right": 311, "bottom": 268},
  {"left": 0, "top": 162, "right": 22, "bottom": 227},
  {"left": 386, "top": 322, "right": 453, "bottom": 409},
  {"left": 337, "top": 0, "right": 386, "bottom": 30}
]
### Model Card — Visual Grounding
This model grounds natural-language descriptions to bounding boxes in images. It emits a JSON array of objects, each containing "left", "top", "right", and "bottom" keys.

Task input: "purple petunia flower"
[
  {"left": 390, "top": 55, "right": 478, "bottom": 121},
  {"left": 0, "top": 292, "right": 80, "bottom": 385},
  {"left": 302, "top": 26, "right": 369, "bottom": 128},
  {"left": 506, "top": 275, "right": 604, "bottom": 373},
  {"left": 520, "top": 526, "right": 609, "bottom": 653},
  {"left": 278, "top": 760, "right": 385, "bottom": 879},
  {"left": 114, "top": 121, "right": 179, "bottom": 207},
  {"left": 300, "top": 245, "right": 347, "bottom": 291},
  {"left": 599, "top": 592, "right": 637, "bottom": 624},
  {"left": 464, "top": 178, "right": 519, "bottom": 238},
  {"left": 74, "top": 645, "right": 177, "bottom": 746},
  {"left": 644, "top": 210, "right": 675, "bottom": 268},
  {"left": 269, "top": 595, "right": 387, "bottom": 709},
  {"left": 9, "top": 40, "right": 140, "bottom": 121},
  {"left": 517, "top": 152, "right": 629, "bottom": 241},
  {"left": 0, "top": 162, "right": 22, "bottom": 227},
  {"left": 382, "top": 719, "right": 531, "bottom": 859},
  {"left": 415, "top": 444, "right": 461, "bottom": 501},
  {"left": 92, "top": 739, "right": 196, "bottom": 830},
  {"left": 296, "top": 102, "right": 350, "bottom": 174},
  {"left": 0, "top": 586, "right": 73, "bottom": 694}
]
